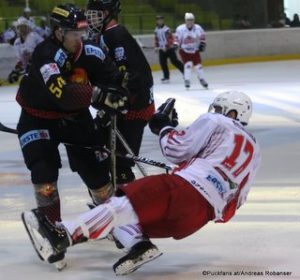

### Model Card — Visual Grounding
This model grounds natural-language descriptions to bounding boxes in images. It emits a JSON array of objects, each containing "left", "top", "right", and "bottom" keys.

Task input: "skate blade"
[
  {"left": 21, "top": 211, "right": 55, "bottom": 262},
  {"left": 115, "top": 249, "right": 163, "bottom": 276},
  {"left": 54, "top": 259, "right": 67, "bottom": 271}
]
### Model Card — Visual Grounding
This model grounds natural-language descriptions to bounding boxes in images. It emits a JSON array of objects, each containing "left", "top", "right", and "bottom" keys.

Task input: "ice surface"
[{"left": 0, "top": 61, "right": 300, "bottom": 280}]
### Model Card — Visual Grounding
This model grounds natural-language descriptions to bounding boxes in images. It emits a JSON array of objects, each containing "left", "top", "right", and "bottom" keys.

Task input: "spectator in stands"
[
  {"left": 154, "top": 15, "right": 183, "bottom": 83},
  {"left": 290, "top": 13, "right": 300, "bottom": 27},
  {"left": 281, "top": 12, "right": 291, "bottom": 27},
  {"left": 233, "top": 14, "right": 251, "bottom": 29}
]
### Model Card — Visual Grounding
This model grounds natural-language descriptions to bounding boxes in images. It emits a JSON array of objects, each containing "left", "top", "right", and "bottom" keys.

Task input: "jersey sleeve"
[{"left": 159, "top": 114, "right": 218, "bottom": 164}]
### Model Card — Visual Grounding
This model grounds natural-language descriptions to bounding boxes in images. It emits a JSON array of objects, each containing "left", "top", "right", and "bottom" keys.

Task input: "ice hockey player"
[
  {"left": 86, "top": 0, "right": 155, "bottom": 185},
  {"left": 17, "top": 3, "right": 128, "bottom": 268},
  {"left": 22, "top": 91, "right": 261, "bottom": 275},
  {"left": 8, "top": 17, "right": 43, "bottom": 83},
  {"left": 175, "top": 12, "right": 208, "bottom": 89},
  {"left": 154, "top": 15, "right": 184, "bottom": 83}
]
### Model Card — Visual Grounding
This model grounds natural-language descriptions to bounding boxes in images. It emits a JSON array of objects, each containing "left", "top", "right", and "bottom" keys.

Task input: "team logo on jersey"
[
  {"left": 40, "top": 63, "right": 60, "bottom": 84},
  {"left": 20, "top": 130, "right": 50, "bottom": 148},
  {"left": 84, "top": 45, "right": 105, "bottom": 60},
  {"left": 54, "top": 49, "right": 68, "bottom": 67},
  {"left": 114, "top": 47, "right": 126, "bottom": 61}
]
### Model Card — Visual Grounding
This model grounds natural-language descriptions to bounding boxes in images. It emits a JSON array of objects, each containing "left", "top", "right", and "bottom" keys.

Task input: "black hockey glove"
[
  {"left": 199, "top": 41, "right": 206, "bottom": 52},
  {"left": 91, "top": 86, "right": 129, "bottom": 114},
  {"left": 149, "top": 98, "right": 178, "bottom": 135},
  {"left": 8, "top": 68, "right": 24, "bottom": 83}
]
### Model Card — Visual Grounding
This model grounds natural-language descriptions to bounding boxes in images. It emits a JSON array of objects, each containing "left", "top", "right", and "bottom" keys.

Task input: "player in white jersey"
[
  {"left": 154, "top": 15, "right": 183, "bottom": 83},
  {"left": 22, "top": 91, "right": 261, "bottom": 275},
  {"left": 8, "top": 18, "right": 43, "bottom": 83},
  {"left": 175, "top": 13, "right": 208, "bottom": 89}
]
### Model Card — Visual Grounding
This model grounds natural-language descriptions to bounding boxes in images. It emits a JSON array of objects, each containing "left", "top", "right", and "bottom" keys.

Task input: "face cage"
[{"left": 86, "top": 10, "right": 104, "bottom": 34}]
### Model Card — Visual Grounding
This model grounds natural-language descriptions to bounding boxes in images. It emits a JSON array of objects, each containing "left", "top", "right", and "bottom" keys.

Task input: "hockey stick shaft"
[
  {"left": 0, "top": 122, "right": 172, "bottom": 171},
  {"left": 110, "top": 114, "right": 117, "bottom": 188},
  {"left": 116, "top": 128, "right": 148, "bottom": 177}
]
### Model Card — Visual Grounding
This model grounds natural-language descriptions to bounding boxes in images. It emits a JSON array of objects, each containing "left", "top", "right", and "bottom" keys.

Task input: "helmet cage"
[{"left": 85, "top": 9, "right": 104, "bottom": 33}]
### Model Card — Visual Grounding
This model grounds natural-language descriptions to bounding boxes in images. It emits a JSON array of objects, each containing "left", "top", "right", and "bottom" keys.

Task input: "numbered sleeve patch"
[{"left": 40, "top": 63, "right": 60, "bottom": 84}]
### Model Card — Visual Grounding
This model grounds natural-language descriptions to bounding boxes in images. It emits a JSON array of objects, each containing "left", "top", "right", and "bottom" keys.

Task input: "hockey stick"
[
  {"left": 0, "top": 122, "right": 172, "bottom": 171},
  {"left": 116, "top": 128, "right": 147, "bottom": 177},
  {"left": 110, "top": 113, "right": 117, "bottom": 189}
]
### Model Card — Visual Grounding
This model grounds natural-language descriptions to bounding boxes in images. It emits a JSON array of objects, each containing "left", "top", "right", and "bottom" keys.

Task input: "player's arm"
[{"left": 150, "top": 103, "right": 218, "bottom": 164}]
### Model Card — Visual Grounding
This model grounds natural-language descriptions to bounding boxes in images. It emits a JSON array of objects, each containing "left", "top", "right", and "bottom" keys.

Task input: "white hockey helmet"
[
  {"left": 185, "top": 12, "right": 195, "bottom": 21},
  {"left": 209, "top": 91, "right": 252, "bottom": 125},
  {"left": 16, "top": 17, "right": 32, "bottom": 28}
]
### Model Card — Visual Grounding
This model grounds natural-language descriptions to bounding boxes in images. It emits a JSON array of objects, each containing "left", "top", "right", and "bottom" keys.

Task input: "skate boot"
[
  {"left": 161, "top": 78, "right": 170, "bottom": 84},
  {"left": 113, "top": 240, "right": 162, "bottom": 275},
  {"left": 22, "top": 209, "right": 70, "bottom": 270},
  {"left": 184, "top": 79, "right": 190, "bottom": 89},
  {"left": 199, "top": 78, "right": 208, "bottom": 89}
]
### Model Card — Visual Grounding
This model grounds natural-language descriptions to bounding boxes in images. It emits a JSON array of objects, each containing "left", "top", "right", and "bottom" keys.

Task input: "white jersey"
[
  {"left": 154, "top": 25, "right": 174, "bottom": 49},
  {"left": 175, "top": 23, "right": 205, "bottom": 54},
  {"left": 160, "top": 113, "right": 261, "bottom": 221},
  {"left": 13, "top": 31, "right": 43, "bottom": 68}
]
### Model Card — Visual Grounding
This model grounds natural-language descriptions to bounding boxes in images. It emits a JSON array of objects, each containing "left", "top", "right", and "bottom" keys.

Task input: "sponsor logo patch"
[
  {"left": 20, "top": 129, "right": 50, "bottom": 148},
  {"left": 114, "top": 47, "right": 126, "bottom": 61},
  {"left": 84, "top": 45, "right": 105, "bottom": 60},
  {"left": 40, "top": 63, "right": 60, "bottom": 84},
  {"left": 206, "top": 173, "right": 226, "bottom": 194},
  {"left": 54, "top": 49, "right": 68, "bottom": 67}
]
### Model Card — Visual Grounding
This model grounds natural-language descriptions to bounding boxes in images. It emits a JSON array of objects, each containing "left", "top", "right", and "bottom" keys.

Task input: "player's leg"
[
  {"left": 115, "top": 118, "right": 147, "bottom": 184},
  {"left": 159, "top": 49, "right": 170, "bottom": 82},
  {"left": 179, "top": 49, "right": 192, "bottom": 88},
  {"left": 168, "top": 48, "right": 184, "bottom": 74},
  {"left": 17, "top": 111, "right": 65, "bottom": 267},
  {"left": 193, "top": 53, "right": 208, "bottom": 89}
]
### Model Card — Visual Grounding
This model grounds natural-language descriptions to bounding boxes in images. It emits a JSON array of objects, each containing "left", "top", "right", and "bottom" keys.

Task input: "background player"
[
  {"left": 175, "top": 12, "right": 208, "bottom": 89},
  {"left": 8, "top": 17, "right": 43, "bottom": 83},
  {"left": 154, "top": 15, "right": 183, "bottom": 83},
  {"left": 17, "top": 3, "right": 128, "bottom": 268},
  {"left": 23, "top": 91, "right": 261, "bottom": 275},
  {"left": 86, "top": 0, "right": 155, "bottom": 185}
]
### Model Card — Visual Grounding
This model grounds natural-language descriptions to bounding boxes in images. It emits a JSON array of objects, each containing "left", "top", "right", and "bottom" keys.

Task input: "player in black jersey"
[
  {"left": 16, "top": 3, "right": 128, "bottom": 267},
  {"left": 86, "top": 0, "right": 155, "bottom": 185}
]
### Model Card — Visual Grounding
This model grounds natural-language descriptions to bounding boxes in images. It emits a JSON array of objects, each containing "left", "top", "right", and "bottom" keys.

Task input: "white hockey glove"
[
  {"left": 149, "top": 98, "right": 178, "bottom": 135},
  {"left": 91, "top": 86, "right": 129, "bottom": 114}
]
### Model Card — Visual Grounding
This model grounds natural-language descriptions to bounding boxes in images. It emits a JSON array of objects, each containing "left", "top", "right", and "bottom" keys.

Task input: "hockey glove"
[
  {"left": 8, "top": 68, "right": 24, "bottom": 83},
  {"left": 91, "top": 86, "right": 129, "bottom": 114},
  {"left": 149, "top": 98, "right": 178, "bottom": 135},
  {"left": 199, "top": 41, "right": 206, "bottom": 52}
]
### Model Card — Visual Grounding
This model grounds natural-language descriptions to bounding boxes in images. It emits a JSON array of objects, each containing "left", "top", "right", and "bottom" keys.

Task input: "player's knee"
[
  {"left": 30, "top": 160, "right": 59, "bottom": 184},
  {"left": 184, "top": 61, "right": 193, "bottom": 69},
  {"left": 34, "top": 182, "right": 59, "bottom": 207},
  {"left": 89, "top": 182, "right": 115, "bottom": 205}
]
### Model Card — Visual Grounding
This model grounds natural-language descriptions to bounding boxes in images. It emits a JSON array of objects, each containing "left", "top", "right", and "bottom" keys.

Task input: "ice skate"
[
  {"left": 113, "top": 240, "right": 162, "bottom": 275},
  {"left": 21, "top": 209, "right": 70, "bottom": 269},
  {"left": 161, "top": 78, "right": 170, "bottom": 84},
  {"left": 184, "top": 79, "right": 190, "bottom": 89},
  {"left": 199, "top": 78, "right": 208, "bottom": 89}
]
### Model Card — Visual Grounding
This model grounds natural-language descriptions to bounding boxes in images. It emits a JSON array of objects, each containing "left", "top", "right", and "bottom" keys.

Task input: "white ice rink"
[{"left": 0, "top": 60, "right": 300, "bottom": 280}]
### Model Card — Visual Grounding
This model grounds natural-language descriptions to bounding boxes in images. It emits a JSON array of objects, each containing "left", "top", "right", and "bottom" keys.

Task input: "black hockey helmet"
[
  {"left": 50, "top": 3, "right": 88, "bottom": 31},
  {"left": 86, "top": 0, "right": 121, "bottom": 34}
]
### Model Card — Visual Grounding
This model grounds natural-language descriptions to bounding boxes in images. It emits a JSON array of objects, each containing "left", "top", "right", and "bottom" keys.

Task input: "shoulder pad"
[{"left": 84, "top": 44, "right": 106, "bottom": 61}]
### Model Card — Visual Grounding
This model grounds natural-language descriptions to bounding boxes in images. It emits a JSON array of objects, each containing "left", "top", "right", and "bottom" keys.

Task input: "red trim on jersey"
[
  {"left": 73, "top": 41, "right": 83, "bottom": 63},
  {"left": 124, "top": 103, "right": 155, "bottom": 121},
  {"left": 16, "top": 91, "right": 77, "bottom": 119}
]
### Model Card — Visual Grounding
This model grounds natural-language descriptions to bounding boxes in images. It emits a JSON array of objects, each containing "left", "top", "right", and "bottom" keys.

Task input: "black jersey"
[
  {"left": 101, "top": 24, "right": 154, "bottom": 110},
  {"left": 16, "top": 37, "right": 121, "bottom": 119}
]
